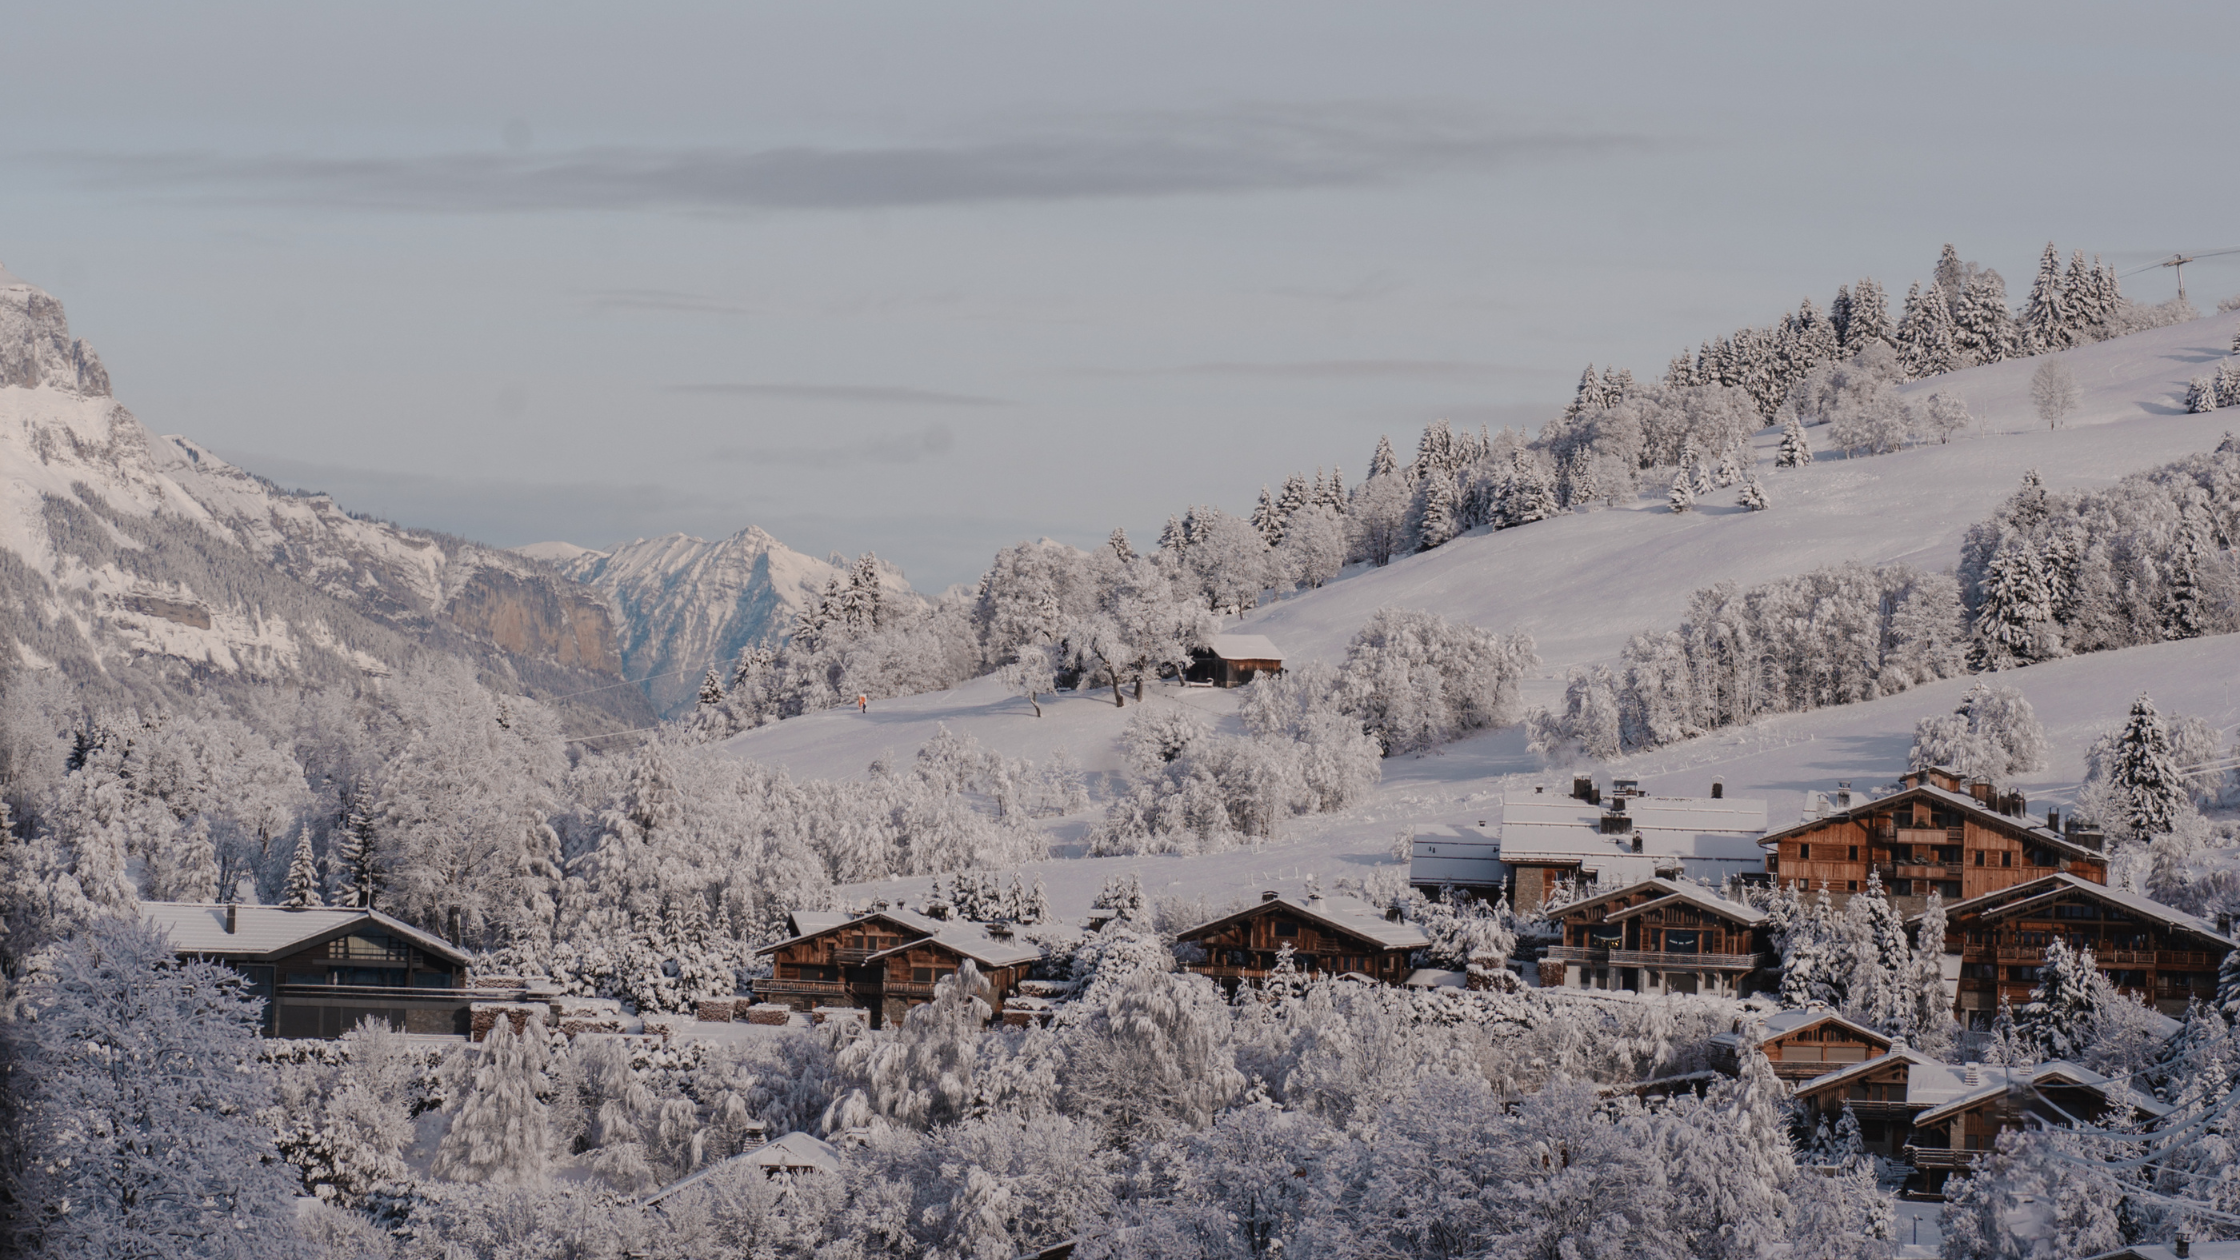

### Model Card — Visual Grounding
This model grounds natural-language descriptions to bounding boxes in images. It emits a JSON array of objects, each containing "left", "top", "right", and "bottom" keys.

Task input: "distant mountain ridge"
[
  {"left": 540, "top": 527, "right": 917, "bottom": 718},
  {"left": 0, "top": 268, "right": 651, "bottom": 729}
]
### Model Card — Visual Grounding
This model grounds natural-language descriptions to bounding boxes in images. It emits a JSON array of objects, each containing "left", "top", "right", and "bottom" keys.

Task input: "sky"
[{"left": 6, "top": 1, "right": 2239, "bottom": 590}]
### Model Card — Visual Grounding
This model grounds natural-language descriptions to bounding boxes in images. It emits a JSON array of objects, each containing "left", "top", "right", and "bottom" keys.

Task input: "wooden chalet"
[
  {"left": 754, "top": 908, "right": 1040, "bottom": 1028},
  {"left": 1184, "top": 634, "right": 1284, "bottom": 688},
  {"left": 642, "top": 1132, "right": 842, "bottom": 1206},
  {"left": 1541, "top": 877, "right": 1770, "bottom": 996},
  {"left": 1792, "top": 1050, "right": 2164, "bottom": 1194},
  {"left": 1173, "top": 891, "right": 1429, "bottom": 993},
  {"left": 142, "top": 901, "right": 477, "bottom": 1038},
  {"left": 1761, "top": 766, "right": 2108, "bottom": 915},
  {"left": 1494, "top": 778, "right": 1770, "bottom": 911},
  {"left": 1708, "top": 1006, "right": 1893, "bottom": 1083},
  {"left": 2087, "top": 1243, "right": 2240, "bottom": 1260},
  {"left": 1920, "top": 872, "right": 2237, "bottom": 1025}
]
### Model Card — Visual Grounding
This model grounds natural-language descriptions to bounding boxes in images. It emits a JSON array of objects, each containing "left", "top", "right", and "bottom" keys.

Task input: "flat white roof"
[
  {"left": 1209, "top": 633, "right": 1282, "bottom": 661},
  {"left": 1498, "top": 792, "right": 1769, "bottom": 882}
]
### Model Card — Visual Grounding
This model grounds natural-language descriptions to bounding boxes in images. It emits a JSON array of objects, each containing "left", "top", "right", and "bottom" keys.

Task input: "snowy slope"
[
  {"left": 1238, "top": 310, "right": 2240, "bottom": 690},
  {"left": 553, "top": 528, "right": 919, "bottom": 718},
  {"left": 0, "top": 272, "right": 647, "bottom": 726}
]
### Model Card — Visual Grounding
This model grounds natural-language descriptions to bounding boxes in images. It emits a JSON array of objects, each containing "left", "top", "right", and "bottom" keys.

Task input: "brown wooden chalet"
[
  {"left": 142, "top": 901, "right": 477, "bottom": 1038},
  {"left": 1793, "top": 1050, "right": 2164, "bottom": 1194},
  {"left": 1762, "top": 766, "right": 2108, "bottom": 915},
  {"left": 1920, "top": 873, "right": 2237, "bottom": 1026},
  {"left": 1173, "top": 891, "right": 1429, "bottom": 993},
  {"left": 1184, "top": 634, "right": 1284, "bottom": 688},
  {"left": 1541, "top": 877, "right": 1770, "bottom": 996},
  {"left": 755, "top": 908, "right": 1040, "bottom": 1028},
  {"left": 1708, "top": 1007, "right": 1893, "bottom": 1083}
]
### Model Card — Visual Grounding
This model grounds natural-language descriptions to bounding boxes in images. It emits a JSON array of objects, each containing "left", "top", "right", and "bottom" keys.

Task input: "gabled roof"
[
  {"left": 141, "top": 901, "right": 472, "bottom": 967},
  {"left": 1713, "top": 1007, "right": 1893, "bottom": 1051},
  {"left": 786, "top": 910, "right": 853, "bottom": 938},
  {"left": 1173, "top": 894, "right": 1430, "bottom": 951},
  {"left": 641, "top": 1132, "right": 842, "bottom": 1205},
  {"left": 1793, "top": 1046, "right": 1941, "bottom": 1096},
  {"left": 1208, "top": 633, "right": 1282, "bottom": 662},
  {"left": 1914, "top": 873, "right": 2239, "bottom": 950},
  {"left": 1763, "top": 782, "right": 2108, "bottom": 864},
  {"left": 757, "top": 908, "right": 1040, "bottom": 969},
  {"left": 1907, "top": 1059, "right": 2166, "bottom": 1126},
  {"left": 1546, "top": 877, "right": 1767, "bottom": 927}
]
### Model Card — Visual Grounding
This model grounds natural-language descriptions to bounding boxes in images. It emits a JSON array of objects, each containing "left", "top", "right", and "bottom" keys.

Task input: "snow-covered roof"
[
  {"left": 641, "top": 1132, "right": 842, "bottom": 1205},
  {"left": 1409, "top": 823, "right": 1505, "bottom": 886},
  {"left": 1711, "top": 1007, "right": 1892, "bottom": 1051},
  {"left": 1546, "top": 877, "right": 1767, "bottom": 926},
  {"left": 1918, "top": 873, "right": 2239, "bottom": 950},
  {"left": 1208, "top": 633, "right": 1283, "bottom": 662},
  {"left": 1792, "top": 1046, "right": 1939, "bottom": 1095},
  {"left": 1794, "top": 1051, "right": 2165, "bottom": 1121},
  {"left": 1174, "top": 893, "right": 1430, "bottom": 951},
  {"left": 1765, "top": 781, "right": 2108, "bottom": 864},
  {"left": 1498, "top": 791, "right": 1769, "bottom": 883},
  {"left": 758, "top": 908, "right": 1040, "bottom": 969},
  {"left": 140, "top": 901, "right": 472, "bottom": 967},
  {"left": 2087, "top": 1244, "right": 2240, "bottom": 1260},
  {"left": 1404, "top": 968, "right": 1470, "bottom": 989}
]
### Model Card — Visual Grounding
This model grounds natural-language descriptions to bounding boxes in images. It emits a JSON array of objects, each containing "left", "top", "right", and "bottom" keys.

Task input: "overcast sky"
[{"left": 7, "top": 2, "right": 2238, "bottom": 588}]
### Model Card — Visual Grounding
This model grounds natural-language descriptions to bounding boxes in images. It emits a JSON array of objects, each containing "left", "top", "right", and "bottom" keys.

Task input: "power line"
[{"left": 2116, "top": 247, "right": 2240, "bottom": 301}]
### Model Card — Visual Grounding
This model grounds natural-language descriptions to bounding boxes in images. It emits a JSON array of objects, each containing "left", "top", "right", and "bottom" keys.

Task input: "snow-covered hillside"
[
  {"left": 0, "top": 271, "right": 647, "bottom": 726},
  {"left": 543, "top": 528, "right": 917, "bottom": 718},
  {"left": 1240, "top": 309, "right": 2240, "bottom": 686}
]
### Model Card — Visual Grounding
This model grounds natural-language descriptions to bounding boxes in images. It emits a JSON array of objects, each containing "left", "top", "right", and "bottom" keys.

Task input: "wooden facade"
[
  {"left": 1542, "top": 878, "right": 1770, "bottom": 996},
  {"left": 141, "top": 902, "right": 478, "bottom": 1039},
  {"left": 1710, "top": 1009, "right": 1893, "bottom": 1083},
  {"left": 1174, "top": 893, "right": 1428, "bottom": 993},
  {"left": 1184, "top": 634, "right": 1285, "bottom": 689},
  {"left": 1925, "top": 873, "right": 2236, "bottom": 1024},
  {"left": 755, "top": 910, "right": 1037, "bottom": 1028},
  {"left": 1762, "top": 767, "right": 2107, "bottom": 915}
]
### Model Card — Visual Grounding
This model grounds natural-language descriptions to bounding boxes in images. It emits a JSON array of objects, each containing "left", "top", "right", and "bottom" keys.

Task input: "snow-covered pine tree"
[
  {"left": 1738, "top": 473, "right": 1769, "bottom": 511},
  {"left": 1776, "top": 415, "right": 1812, "bottom": 467},
  {"left": 434, "top": 1013, "right": 555, "bottom": 1186},
  {"left": 1969, "top": 533, "right": 2056, "bottom": 670},
  {"left": 1828, "top": 283, "right": 1853, "bottom": 348},
  {"left": 1026, "top": 877, "right": 1050, "bottom": 924},
  {"left": 1847, "top": 277, "right": 1892, "bottom": 351},
  {"left": 696, "top": 667, "right": 725, "bottom": 709},
  {"left": 1276, "top": 472, "right": 1310, "bottom": 525},
  {"left": 1951, "top": 269, "right": 2014, "bottom": 367},
  {"left": 2186, "top": 375, "right": 2221, "bottom": 414},
  {"left": 1368, "top": 435, "right": 1399, "bottom": 480},
  {"left": 1108, "top": 526, "right": 1135, "bottom": 562},
  {"left": 2167, "top": 525, "right": 2207, "bottom": 639},
  {"left": 1318, "top": 465, "right": 1348, "bottom": 513},
  {"left": 1250, "top": 485, "right": 1282, "bottom": 546},
  {"left": 1668, "top": 470, "right": 1695, "bottom": 513},
  {"left": 1690, "top": 456, "right": 1716, "bottom": 498},
  {"left": 1909, "top": 892, "right": 1959, "bottom": 1058},
  {"left": 283, "top": 824, "right": 323, "bottom": 908},
  {"left": 1663, "top": 351, "right": 1699, "bottom": 387},
  {"left": 1934, "top": 242, "right": 1967, "bottom": 297},
  {"left": 2219, "top": 359, "right": 2240, "bottom": 408},
  {"left": 1417, "top": 474, "right": 1459, "bottom": 550},
  {"left": 1561, "top": 364, "right": 1605, "bottom": 420},
  {"left": 2012, "top": 936, "right": 2101, "bottom": 1061},
  {"left": 2110, "top": 693, "right": 2184, "bottom": 838},
  {"left": 2019, "top": 241, "right": 2069, "bottom": 353}
]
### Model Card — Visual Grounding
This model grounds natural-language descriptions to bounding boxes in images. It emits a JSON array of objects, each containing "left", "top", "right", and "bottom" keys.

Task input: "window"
[
  {"left": 413, "top": 972, "right": 453, "bottom": 989},
  {"left": 1848, "top": 845, "right": 1859, "bottom": 861},
  {"left": 2010, "top": 966, "right": 2040, "bottom": 983},
  {"left": 1847, "top": 880, "right": 1859, "bottom": 892},
  {"left": 1799, "top": 844, "right": 1811, "bottom": 861},
  {"left": 1274, "top": 920, "right": 1299, "bottom": 938},
  {"left": 2054, "top": 904, "right": 2096, "bottom": 919},
  {"left": 285, "top": 972, "right": 324, "bottom": 986},
  {"left": 1893, "top": 879, "right": 1913, "bottom": 896},
  {"left": 1940, "top": 881, "right": 1962, "bottom": 898},
  {"left": 2002, "top": 851, "right": 2013, "bottom": 868},
  {"left": 1975, "top": 851, "right": 1986, "bottom": 866}
]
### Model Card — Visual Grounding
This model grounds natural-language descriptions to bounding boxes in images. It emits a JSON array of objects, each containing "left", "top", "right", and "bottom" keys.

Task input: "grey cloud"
[
  {"left": 670, "top": 382, "right": 1009, "bottom": 407},
  {"left": 49, "top": 102, "right": 1644, "bottom": 213},
  {"left": 709, "top": 423, "right": 956, "bottom": 468}
]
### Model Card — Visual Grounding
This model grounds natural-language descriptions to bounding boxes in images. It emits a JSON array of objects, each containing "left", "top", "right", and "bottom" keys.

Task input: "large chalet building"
[
  {"left": 1490, "top": 779, "right": 1770, "bottom": 911},
  {"left": 1540, "top": 877, "right": 1771, "bottom": 997},
  {"left": 1923, "top": 873, "right": 2236, "bottom": 1026},
  {"left": 755, "top": 908, "right": 1040, "bottom": 1027},
  {"left": 1762, "top": 766, "right": 2108, "bottom": 915},
  {"left": 1791, "top": 1048, "right": 2164, "bottom": 1194},
  {"left": 1172, "top": 891, "right": 1429, "bottom": 993},
  {"left": 144, "top": 901, "right": 477, "bottom": 1038}
]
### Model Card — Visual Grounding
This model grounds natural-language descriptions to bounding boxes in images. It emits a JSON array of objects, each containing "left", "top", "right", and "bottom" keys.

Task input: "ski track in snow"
[{"left": 711, "top": 310, "right": 2240, "bottom": 919}]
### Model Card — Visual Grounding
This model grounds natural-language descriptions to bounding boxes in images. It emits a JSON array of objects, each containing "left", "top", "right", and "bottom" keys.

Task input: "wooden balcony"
[
  {"left": 754, "top": 978, "right": 848, "bottom": 998},
  {"left": 1904, "top": 1146, "right": 1983, "bottom": 1171},
  {"left": 832, "top": 948, "right": 875, "bottom": 965},
  {"left": 1547, "top": 947, "right": 1763, "bottom": 971},
  {"left": 275, "top": 984, "right": 480, "bottom": 1002}
]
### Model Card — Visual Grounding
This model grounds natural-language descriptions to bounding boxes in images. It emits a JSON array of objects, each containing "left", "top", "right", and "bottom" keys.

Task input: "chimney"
[
  {"left": 2217, "top": 913, "right": 2234, "bottom": 937},
  {"left": 1631, "top": 834, "right": 1644, "bottom": 854},
  {"left": 1573, "top": 775, "right": 1595, "bottom": 802},
  {"left": 987, "top": 922, "right": 1013, "bottom": 939},
  {"left": 2176, "top": 1231, "right": 2192, "bottom": 1258},
  {"left": 1710, "top": 778, "right": 1724, "bottom": 799},
  {"left": 2046, "top": 808, "right": 2060, "bottom": 832},
  {"left": 1970, "top": 779, "right": 1993, "bottom": 804},
  {"left": 1306, "top": 892, "right": 1325, "bottom": 909},
  {"left": 1385, "top": 903, "right": 1404, "bottom": 923},
  {"left": 225, "top": 903, "right": 238, "bottom": 934},
  {"left": 1833, "top": 782, "right": 1854, "bottom": 811},
  {"left": 1964, "top": 1062, "right": 1980, "bottom": 1087},
  {"left": 1262, "top": 889, "right": 1280, "bottom": 902}
]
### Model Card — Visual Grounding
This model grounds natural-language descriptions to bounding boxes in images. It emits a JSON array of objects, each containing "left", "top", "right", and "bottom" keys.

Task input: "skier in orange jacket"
[{"left": 857, "top": 694, "right": 869, "bottom": 714}]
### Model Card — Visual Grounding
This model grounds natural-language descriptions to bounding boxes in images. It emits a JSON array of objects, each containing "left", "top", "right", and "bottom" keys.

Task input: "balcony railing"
[
  {"left": 275, "top": 984, "right": 481, "bottom": 1002},
  {"left": 1904, "top": 1146, "right": 1984, "bottom": 1171},
  {"left": 755, "top": 978, "right": 848, "bottom": 997},
  {"left": 1545, "top": 947, "right": 1764, "bottom": 971},
  {"left": 832, "top": 948, "right": 875, "bottom": 965}
]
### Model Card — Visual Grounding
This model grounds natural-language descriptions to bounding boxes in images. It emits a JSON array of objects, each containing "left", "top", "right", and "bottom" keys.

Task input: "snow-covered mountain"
[
  {"left": 539, "top": 528, "right": 917, "bottom": 718},
  {"left": 0, "top": 267, "right": 650, "bottom": 729}
]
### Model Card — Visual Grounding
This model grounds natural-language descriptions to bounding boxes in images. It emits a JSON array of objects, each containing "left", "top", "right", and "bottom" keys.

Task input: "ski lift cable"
[{"left": 2117, "top": 247, "right": 2240, "bottom": 279}]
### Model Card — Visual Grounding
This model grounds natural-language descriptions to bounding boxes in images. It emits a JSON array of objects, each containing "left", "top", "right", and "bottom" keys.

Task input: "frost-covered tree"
[
  {"left": 2011, "top": 936, "right": 2101, "bottom": 1062},
  {"left": 1908, "top": 893, "right": 1960, "bottom": 1058},
  {"left": 2019, "top": 242, "right": 2073, "bottom": 354},
  {"left": 1526, "top": 664, "right": 1622, "bottom": 761},
  {"left": 1776, "top": 415, "right": 1813, "bottom": 467},
  {"left": 1, "top": 917, "right": 304, "bottom": 1259},
  {"left": 281, "top": 824, "right": 323, "bottom": 908},
  {"left": 2108, "top": 693, "right": 2184, "bottom": 839},
  {"left": 1970, "top": 533, "right": 2058, "bottom": 670},
  {"left": 1920, "top": 392, "right": 1973, "bottom": 443},
  {"left": 434, "top": 1014, "right": 555, "bottom": 1186},
  {"left": 1738, "top": 472, "right": 1768, "bottom": 511},
  {"left": 1939, "top": 1129, "right": 2124, "bottom": 1260},
  {"left": 1668, "top": 469, "right": 1694, "bottom": 513},
  {"left": 1340, "top": 608, "right": 1536, "bottom": 756},
  {"left": 1910, "top": 682, "right": 2049, "bottom": 786},
  {"left": 2029, "top": 358, "right": 2078, "bottom": 428}
]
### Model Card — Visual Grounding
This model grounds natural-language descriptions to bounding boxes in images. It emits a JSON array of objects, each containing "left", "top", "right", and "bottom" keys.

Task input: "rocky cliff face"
[
  {"left": 549, "top": 528, "right": 916, "bottom": 718},
  {"left": 0, "top": 268, "right": 647, "bottom": 729}
]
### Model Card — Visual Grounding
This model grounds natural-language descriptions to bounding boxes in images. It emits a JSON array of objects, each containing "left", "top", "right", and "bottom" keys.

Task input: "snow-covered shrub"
[
  {"left": 1526, "top": 664, "right": 1622, "bottom": 762},
  {"left": 1340, "top": 607, "right": 1537, "bottom": 755},
  {"left": 1908, "top": 681, "right": 2049, "bottom": 786}
]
